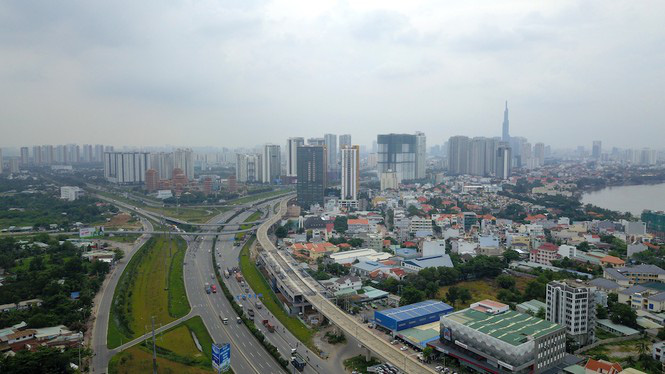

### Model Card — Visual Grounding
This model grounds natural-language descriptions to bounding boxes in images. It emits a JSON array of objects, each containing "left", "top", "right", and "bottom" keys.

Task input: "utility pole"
[{"left": 151, "top": 316, "right": 157, "bottom": 374}]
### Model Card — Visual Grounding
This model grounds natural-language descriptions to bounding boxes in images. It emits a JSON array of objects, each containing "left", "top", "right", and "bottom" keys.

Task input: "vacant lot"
[
  {"left": 586, "top": 337, "right": 651, "bottom": 361},
  {"left": 108, "top": 235, "right": 189, "bottom": 348},
  {"left": 437, "top": 277, "right": 532, "bottom": 309}
]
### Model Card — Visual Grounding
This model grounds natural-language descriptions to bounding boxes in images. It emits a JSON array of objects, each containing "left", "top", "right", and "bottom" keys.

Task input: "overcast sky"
[{"left": 1, "top": 0, "right": 663, "bottom": 150}]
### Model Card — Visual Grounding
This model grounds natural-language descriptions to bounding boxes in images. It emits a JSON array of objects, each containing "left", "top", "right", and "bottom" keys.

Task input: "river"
[{"left": 581, "top": 183, "right": 665, "bottom": 216}]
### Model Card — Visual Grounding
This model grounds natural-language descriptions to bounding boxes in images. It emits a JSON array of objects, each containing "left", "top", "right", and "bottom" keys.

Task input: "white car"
[{"left": 400, "top": 346, "right": 408, "bottom": 351}]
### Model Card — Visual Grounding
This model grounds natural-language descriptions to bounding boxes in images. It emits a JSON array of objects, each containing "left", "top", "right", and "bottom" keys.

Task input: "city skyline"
[{"left": 1, "top": 1, "right": 664, "bottom": 148}]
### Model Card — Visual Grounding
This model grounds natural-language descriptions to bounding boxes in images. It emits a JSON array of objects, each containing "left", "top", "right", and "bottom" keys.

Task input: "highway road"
[
  {"left": 215, "top": 204, "right": 358, "bottom": 374},
  {"left": 90, "top": 217, "right": 153, "bottom": 373},
  {"left": 258, "top": 198, "right": 437, "bottom": 374}
]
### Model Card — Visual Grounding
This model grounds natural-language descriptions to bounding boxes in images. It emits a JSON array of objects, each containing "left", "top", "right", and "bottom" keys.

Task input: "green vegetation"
[
  {"left": 0, "top": 237, "right": 109, "bottom": 331},
  {"left": 211, "top": 237, "right": 289, "bottom": 369},
  {"left": 343, "top": 355, "right": 380, "bottom": 374},
  {"left": 228, "top": 189, "right": 288, "bottom": 205},
  {"left": 144, "top": 205, "right": 223, "bottom": 223},
  {"left": 238, "top": 237, "right": 316, "bottom": 351},
  {"left": 108, "top": 235, "right": 189, "bottom": 348},
  {"left": 0, "top": 189, "right": 118, "bottom": 228},
  {"left": 595, "top": 328, "right": 618, "bottom": 340},
  {"left": 0, "top": 346, "right": 89, "bottom": 374},
  {"left": 586, "top": 337, "right": 651, "bottom": 363}
]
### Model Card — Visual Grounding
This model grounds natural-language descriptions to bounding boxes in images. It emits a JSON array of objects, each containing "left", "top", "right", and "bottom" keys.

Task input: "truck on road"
[
  {"left": 247, "top": 308, "right": 254, "bottom": 319},
  {"left": 262, "top": 319, "right": 275, "bottom": 333},
  {"left": 235, "top": 273, "right": 243, "bottom": 282},
  {"left": 224, "top": 269, "right": 230, "bottom": 279}
]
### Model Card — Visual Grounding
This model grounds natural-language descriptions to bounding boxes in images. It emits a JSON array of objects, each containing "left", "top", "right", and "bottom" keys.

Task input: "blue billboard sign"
[{"left": 213, "top": 343, "right": 231, "bottom": 373}]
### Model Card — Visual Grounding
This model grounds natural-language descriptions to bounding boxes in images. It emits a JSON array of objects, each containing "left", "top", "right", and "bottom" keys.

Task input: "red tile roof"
[
  {"left": 347, "top": 219, "right": 369, "bottom": 225},
  {"left": 584, "top": 358, "right": 622, "bottom": 373}
]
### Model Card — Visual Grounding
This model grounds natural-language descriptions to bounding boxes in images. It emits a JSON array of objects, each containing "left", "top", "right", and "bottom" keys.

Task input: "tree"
[
  {"left": 445, "top": 287, "right": 460, "bottom": 307},
  {"left": 275, "top": 225, "right": 288, "bottom": 238},
  {"left": 577, "top": 241, "right": 590, "bottom": 251},
  {"left": 458, "top": 287, "right": 472, "bottom": 306},
  {"left": 334, "top": 216, "right": 348, "bottom": 233},
  {"left": 502, "top": 249, "right": 521, "bottom": 263},
  {"left": 657, "top": 328, "right": 665, "bottom": 341},
  {"left": 496, "top": 274, "right": 516, "bottom": 289},
  {"left": 596, "top": 304, "right": 608, "bottom": 319},
  {"left": 524, "top": 280, "right": 546, "bottom": 301},
  {"left": 422, "top": 347, "right": 434, "bottom": 363},
  {"left": 400, "top": 286, "right": 425, "bottom": 306},
  {"left": 610, "top": 303, "right": 638, "bottom": 327},
  {"left": 536, "top": 307, "right": 546, "bottom": 319}
]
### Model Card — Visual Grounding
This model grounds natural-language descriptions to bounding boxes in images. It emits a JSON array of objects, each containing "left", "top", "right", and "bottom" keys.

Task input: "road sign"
[{"left": 212, "top": 343, "right": 231, "bottom": 373}]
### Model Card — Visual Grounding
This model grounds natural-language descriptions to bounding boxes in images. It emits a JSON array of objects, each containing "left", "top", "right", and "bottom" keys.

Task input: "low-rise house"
[
  {"left": 584, "top": 359, "right": 622, "bottom": 374},
  {"left": 347, "top": 219, "right": 369, "bottom": 234},
  {"left": 327, "top": 248, "right": 391, "bottom": 265},
  {"left": 600, "top": 255, "right": 625, "bottom": 268},
  {"left": 529, "top": 243, "right": 560, "bottom": 265},
  {"left": 291, "top": 242, "right": 339, "bottom": 262},
  {"left": 351, "top": 261, "right": 388, "bottom": 278},
  {"left": 331, "top": 275, "right": 362, "bottom": 292},
  {"left": 653, "top": 341, "right": 665, "bottom": 363},
  {"left": 603, "top": 264, "right": 665, "bottom": 287}
]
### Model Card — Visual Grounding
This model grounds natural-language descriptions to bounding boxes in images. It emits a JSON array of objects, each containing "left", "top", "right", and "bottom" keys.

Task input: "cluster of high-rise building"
[
  {"left": 376, "top": 132, "right": 427, "bottom": 183},
  {"left": 103, "top": 148, "right": 194, "bottom": 187},
  {"left": 15, "top": 144, "right": 112, "bottom": 165}
]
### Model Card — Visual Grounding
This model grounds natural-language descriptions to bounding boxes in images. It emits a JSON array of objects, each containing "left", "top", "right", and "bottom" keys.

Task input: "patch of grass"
[
  {"left": 108, "top": 344, "right": 232, "bottom": 374},
  {"left": 228, "top": 189, "right": 290, "bottom": 205},
  {"left": 238, "top": 237, "right": 316, "bottom": 352},
  {"left": 343, "top": 354, "right": 381, "bottom": 374},
  {"left": 595, "top": 328, "right": 619, "bottom": 340},
  {"left": 104, "top": 234, "right": 141, "bottom": 243},
  {"left": 585, "top": 337, "right": 651, "bottom": 361},
  {"left": 107, "top": 235, "right": 190, "bottom": 348},
  {"left": 235, "top": 211, "right": 263, "bottom": 241},
  {"left": 437, "top": 277, "right": 531, "bottom": 309},
  {"left": 155, "top": 316, "right": 214, "bottom": 366}
]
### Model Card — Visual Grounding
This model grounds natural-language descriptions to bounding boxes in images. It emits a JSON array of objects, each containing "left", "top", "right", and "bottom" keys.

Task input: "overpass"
[
  {"left": 105, "top": 227, "right": 256, "bottom": 236},
  {"left": 257, "top": 197, "right": 437, "bottom": 374}
]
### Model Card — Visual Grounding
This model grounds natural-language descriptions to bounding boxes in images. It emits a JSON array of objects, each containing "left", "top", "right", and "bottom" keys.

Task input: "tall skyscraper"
[
  {"left": 262, "top": 144, "right": 281, "bottom": 183},
  {"left": 145, "top": 169, "right": 159, "bottom": 192},
  {"left": 521, "top": 142, "right": 533, "bottom": 168},
  {"left": 174, "top": 148, "right": 194, "bottom": 180},
  {"left": 534, "top": 142, "right": 545, "bottom": 167},
  {"left": 236, "top": 154, "right": 262, "bottom": 183},
  {"left": 296, "top": 145, "right": 327, "bottom": 209},
  {"left": 339, "top": 134, "right": 352, "bottom": 150},
  {"left": 94, "top": 144, "right": 104, "bottom": 163},
  {"left": 286, "top": 137, "right": 304, "bottom": 177},
  {"left": 20, "top": 147, "right": 29, "bottom": 165},
  {"left": 546, "top": 280, "right": 596, "bottom": 346},
  {"left": 502, "top": 100, "right": 510, "bottom": 142},
  {"left": 447, "top": 136, "right": 470, "bottom": 175},
  {"left": 324, "top": 134, "right": 337, "bottom": 172},
  {"left": 82, "top": 144, "right": 93, "bottom": 163},
  {"left": 377, "top": 133, "right": 417, "bottom": 182},
  {"left": 340, "top": 145, "right": 359, "bottom": 208},
  {"left": 415, "top": 131, "right": 426, "bottom": 179},
  {"left": 592, "top": 141, "right": 602, "bottom": 159},
  {"left": 104, "top": 152, "right": 150, "bottom": 184},
  {"left": 496, "top": 143, "right": 512, "bottom": 179},
  {"left": 32, "top": 146, "right": 41, "bottom": 165},
  {"left": 307, "top": 137, "right": 325, "bottom": 146}
]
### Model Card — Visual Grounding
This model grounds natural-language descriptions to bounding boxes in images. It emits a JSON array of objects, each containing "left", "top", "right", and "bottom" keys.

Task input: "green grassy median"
[{"left": 107, "top": 235, "right": 190, "bottom": 348}]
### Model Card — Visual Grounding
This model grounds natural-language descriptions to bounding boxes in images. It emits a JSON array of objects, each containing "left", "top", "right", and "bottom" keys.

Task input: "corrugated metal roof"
[{"left": 375, "top": 300, "right": 453, "bottom": 322}]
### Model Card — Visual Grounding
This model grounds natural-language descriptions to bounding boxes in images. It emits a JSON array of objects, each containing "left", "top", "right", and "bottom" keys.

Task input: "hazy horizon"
[{"left": 1, "top": 1, "right": 663, "bottom": 149}]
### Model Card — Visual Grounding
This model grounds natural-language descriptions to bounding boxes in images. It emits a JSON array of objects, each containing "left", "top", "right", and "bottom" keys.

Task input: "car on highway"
[
  {"left": 400, "top": 346, "right": 408, "bottom": 351},
  {"left": 236, "top": 317, "right": 241, "bottom": 324},
  {"left": 222, "top": 317, "right": 228, "bottom": 325},
  {"left": 241, "top": 294, "right": 246, "bottom": 300},
  {"left": 256, "top": 301, "right": 262, "bottom": 309},
  {"left": 210, "top": 273, "right": 214, "bottom": 279}
]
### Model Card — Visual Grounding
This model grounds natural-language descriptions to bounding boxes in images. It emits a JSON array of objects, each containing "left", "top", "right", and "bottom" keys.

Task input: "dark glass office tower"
[{"left": 296, "top": 145, "right": 327, "bottom": 209}]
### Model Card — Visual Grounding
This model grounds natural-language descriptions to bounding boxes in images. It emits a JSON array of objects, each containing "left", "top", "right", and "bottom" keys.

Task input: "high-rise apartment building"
[
  {"left": 32, "top": 146, "right": 41, "bottom": 164},
  {"left": 43, "top": 145, "right": 54, "bottom": 164},
  {"left": 339, "top": 134, "right": 352, "bottom": 151},
  {"left": 467, "top": 137, "right": 498, "bottom": 176},
  {"left": 94, "top": 144, "right": 104, "bottom": 163},
  {"left": 377, "top": 133, "right": 418, "bottom": 183},
  {"left": 286, "top": 137, "right": 304, "bottom": 177},
  {"left": 592, "top": 141, "right": 602, "bottom": 159},
  {"left": 340, "top": 145, "right": 359, "bottom": 208},
  {"left": 502, "top": 101, "right": 510, "bottom": 142},
  {"left": 496, "top": 143, "right": 512, "bottom": 179},
  {"left": 19, "top": 147, "right": 29, "bottom": 165},
  {"left": 149, "top": 152, "right": 174, "bottom": 180},
  {"left": 521, "top": 142, "right": 533, "bottom": 168},
  {"left": 296, "top": 145, "right": 327, "bottom": 209},
  {"left": 236, "top": 154, "right": 262, "bottom": 183},
  {"left": 174, "top": 148, "right": 194, "bottom": 180},
  {"left": 82, "top": 144, "right": 93, "bottom": 163},
  {"left": 324, "top": 134, "right": 337, "bottom": 172},
  {"left": 415, "top": 132, "right": 426, "bottom": 179},
  {"left": 546, "top": 280, "right": 596, "bottom": 347},
  {"left": 447, "top": 136, "right": 470, "bottom": 175},
  {"left": 307, "top": 137, "right": 325, "bottom": 146},
  {"left": 262, "top": 144, "right": 281, "bottom": 183},
  {"left": 534, "top": 142, "right": 545, "bottom": 167},
  {"left": 104, "top": 152, "right": 150, "bottom": 184}
]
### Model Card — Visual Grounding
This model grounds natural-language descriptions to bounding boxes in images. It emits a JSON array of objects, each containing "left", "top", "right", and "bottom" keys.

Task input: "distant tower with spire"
[{"left": 502, "top": 100, "right": 510, "bottom": 142}]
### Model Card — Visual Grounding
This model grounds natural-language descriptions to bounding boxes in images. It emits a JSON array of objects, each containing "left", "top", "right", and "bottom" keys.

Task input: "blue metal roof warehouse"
[{"left": 374, "top": 300, "right": 453, "bottom": 332}]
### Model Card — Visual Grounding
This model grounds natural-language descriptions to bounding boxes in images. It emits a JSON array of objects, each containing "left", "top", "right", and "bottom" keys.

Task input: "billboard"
[
  {"left": 79, "top": 226, "right": 104, "bottom": 238},
  {"left": 212, "top": 343, "right": 230, "bottom": 373}
]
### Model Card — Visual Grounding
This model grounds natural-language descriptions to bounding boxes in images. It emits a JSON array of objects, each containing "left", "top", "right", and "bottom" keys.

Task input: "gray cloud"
[{"left": 0, "top": 1, "right": 664, "bottom": 149}]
